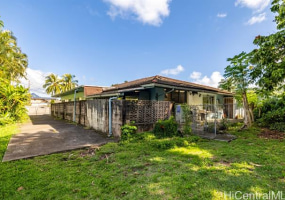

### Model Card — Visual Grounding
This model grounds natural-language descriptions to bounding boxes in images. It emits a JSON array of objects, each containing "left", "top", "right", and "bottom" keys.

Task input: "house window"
[
  {"left": 165, "top": 90, "right": 187, "bottom": 103},
  {"left": 203, "top": 95, "right": 214, "bottom": 111}
]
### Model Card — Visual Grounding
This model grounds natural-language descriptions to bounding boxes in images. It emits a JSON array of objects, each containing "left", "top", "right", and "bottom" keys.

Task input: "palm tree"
[
  {"left": 43, "top": 73, "right": 62, "bottom": 95},
  {"left": 61, "top": 74, "right": 78, "bottom": 92},
  {"left": 0, "top": 30, "right": 28, "bottom": 83}
]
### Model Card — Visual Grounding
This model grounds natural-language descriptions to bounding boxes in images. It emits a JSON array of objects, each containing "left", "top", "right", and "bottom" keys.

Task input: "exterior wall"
[
  {"left": 150, "top": 87, "right": 165, "bottom": 101},
  {"left": 138, "top": 90, "right": 150, "bottom": 100},
  {"left": 61, "top": 92, "right": 85, "bottom": 101},
  {"left": 187, "top": 92, "right": 203, "bottom": 105},
  {"left": 187, "top": 92, "right": 226, "bottom": 105}
]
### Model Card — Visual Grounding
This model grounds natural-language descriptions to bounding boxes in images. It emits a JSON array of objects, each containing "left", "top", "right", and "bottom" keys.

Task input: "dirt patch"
[
  {"left": 215, "top": 160, "right": 231, "bottom": 167},
  {"left": 258, "top": 128, "right": 285, "bottom": 140}
]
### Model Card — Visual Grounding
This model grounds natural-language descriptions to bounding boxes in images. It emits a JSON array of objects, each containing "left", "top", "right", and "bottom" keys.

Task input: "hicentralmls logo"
[{"left": 223, "top": 191, "right": 284, "bottom": 200}]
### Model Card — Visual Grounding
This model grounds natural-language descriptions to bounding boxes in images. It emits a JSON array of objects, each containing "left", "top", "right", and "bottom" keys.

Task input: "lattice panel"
[{"left": 125, "top": 100, "right": 172, "bottom": 124}]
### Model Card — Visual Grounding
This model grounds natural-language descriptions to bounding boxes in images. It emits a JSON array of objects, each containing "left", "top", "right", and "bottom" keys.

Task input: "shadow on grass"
[{"left": 0, "top": 129, "right": 284, "bottom": 199}]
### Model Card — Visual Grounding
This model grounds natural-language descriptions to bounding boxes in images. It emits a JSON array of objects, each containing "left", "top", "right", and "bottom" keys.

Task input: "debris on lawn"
[
  {"left": 17, "top": 186, "right": 24, "bottom": 191},
  {"left": 258, "top": 128, "right": 285, "bottom": 140},
  {"left": 99, "top": 153, "right": 113, "bottom": 163},
  {"left": 249, "top": 162, "right": 262, "bottom": 167},
  {"left": 79, "top": 146, "right": 100, "bottom": 157}
]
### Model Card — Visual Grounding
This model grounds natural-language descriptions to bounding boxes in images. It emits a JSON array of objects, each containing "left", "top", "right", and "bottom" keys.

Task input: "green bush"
[
  {"left": 254, "top": 94, "right": 285, "bottom": 132},
  {"left": 219, "top": 118, "right": 228, "bottom": 131},
  {"left": 0, "top": 81, "right": 30, "bottom": 125},
  {"left": 120, "top": 123, "right": 137, "bottom": 141},
  {"left": 153, "top": 116, "right": 178, "bottom": 138},
  {"left": 0, "top": 113, "right": 14, "bottom": 125},
  {"left": 269, "top": 122, "right": 285, "bottom": 132},
  {"left": 150, "top": 136, "right": 201, "bottom": 150}
]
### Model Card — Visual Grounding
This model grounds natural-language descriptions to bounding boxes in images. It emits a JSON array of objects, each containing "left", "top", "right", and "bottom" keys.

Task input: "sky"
[{"left": 0, "top": 0, "right": 277, "bottom": 97}]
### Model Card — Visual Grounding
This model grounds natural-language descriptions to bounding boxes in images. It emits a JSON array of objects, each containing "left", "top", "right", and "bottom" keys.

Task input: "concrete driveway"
[{"left": 2, "top": 115, "right": 114, "bottom": 162}]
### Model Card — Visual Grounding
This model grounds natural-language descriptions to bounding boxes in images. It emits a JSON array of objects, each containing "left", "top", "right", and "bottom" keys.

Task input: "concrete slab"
[{"left": 2, "top": 115, "right": 114, "bottom": 162}]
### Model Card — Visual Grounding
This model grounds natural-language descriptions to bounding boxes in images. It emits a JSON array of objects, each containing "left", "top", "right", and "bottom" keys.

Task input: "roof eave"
[{"left": 86, "top": 92, "right": 124, "bottom": 99}]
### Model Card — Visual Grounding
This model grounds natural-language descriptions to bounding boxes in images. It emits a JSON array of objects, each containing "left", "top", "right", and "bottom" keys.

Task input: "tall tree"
[
  {"left": 61, "top": 74, "right": 78, "bottom": 92},
  {"left": 43, "top": 73, "right": 62, "bottom": 95},
  {"left": 0, "top": 18, "right": 30, "bottom": 124},
  {"left": 271, "top": 0, "right": 285, "bottom": 30},
  {"left": 0, "top": 30, "right": 28, "bottom": 83},
  {"left": 250, "top": 0, "right": 285, "bottom": 93},
  {"left": 219, "top": 52, "right": 254, "bottom": 128}
]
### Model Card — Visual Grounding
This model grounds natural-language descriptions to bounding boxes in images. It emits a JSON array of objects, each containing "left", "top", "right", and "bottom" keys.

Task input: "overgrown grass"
[{"left": 0, "top": 125, "right": 284, "bottom": 199}]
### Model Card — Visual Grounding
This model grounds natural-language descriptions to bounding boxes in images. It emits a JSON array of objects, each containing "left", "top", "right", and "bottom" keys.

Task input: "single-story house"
[
  {"left": 52, "top": 85, "right": 104, "bottom": 101},
  {"left": 86, "top": 75, "right": 238, "bottom": 119}
]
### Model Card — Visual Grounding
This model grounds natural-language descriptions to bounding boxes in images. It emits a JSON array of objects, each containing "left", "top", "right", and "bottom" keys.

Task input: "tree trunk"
[{"left": 241, "top": 91, "right": 253, "bottom": 129}]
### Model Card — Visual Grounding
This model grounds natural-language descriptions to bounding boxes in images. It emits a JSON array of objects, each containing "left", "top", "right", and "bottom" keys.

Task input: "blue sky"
[{"left": 0, "top": 0, "right": 276, "bottom": 96}]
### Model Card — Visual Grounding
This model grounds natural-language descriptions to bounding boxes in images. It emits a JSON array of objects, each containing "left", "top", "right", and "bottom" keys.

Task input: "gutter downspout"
[
  {"left": 108, "top": 97, "right": 118, "bottom": 137},
  {"left": 73, "top": 89, "right": 78, "bottom": 122},
  {"left": 166, "top": 88, "right": 174, "bottom": 94}
]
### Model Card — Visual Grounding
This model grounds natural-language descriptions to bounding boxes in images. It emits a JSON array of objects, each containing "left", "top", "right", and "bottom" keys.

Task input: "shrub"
[
  {"left": 254, "top": 94, "right": 285, "bottom": 132},
  {"left": 0, "top": 82, "right": 30, "bottom": 125},
  {"left": 120, "top": 122, "right": 137, "bottom": 141},
  {"left": 150, "top": 136, "right": 201, "bottom": 150},
  {"left": 269, "top": 122, "right": 285, "bottom": 132},
  {"left": 219, "top": 118, "right": 228, "bottom": 131},
  {"left": 0, "top": 113, "right": 14, "bottom": 125},
  {"left": 181, "top": 104, "right": 192, "bottom": 135},
  {"left": 153, "top": 116, "right": 178, "bottom": 138},
  {"left": 150, "top": 138, "right": 187, "bottom": 150}
]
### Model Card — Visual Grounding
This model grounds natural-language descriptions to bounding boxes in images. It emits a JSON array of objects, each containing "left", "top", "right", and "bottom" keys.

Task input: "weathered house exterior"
[{"left": 87, "top": 75, "right": 236, "bottom": 119}]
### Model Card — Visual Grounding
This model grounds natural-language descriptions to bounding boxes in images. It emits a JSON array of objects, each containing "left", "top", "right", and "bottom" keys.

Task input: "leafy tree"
[
  {"left": 271, "top": 0, "right": 285, "bottom": 30},
  {"left": 251, "top": 31, "right": 285, "bottom": 93},
  {"left": 43, "top": 73, "right": 62, "bottom": 95},
  {"left": 0, "top": 18, "right": 30, "bottom": 124},
  {"left": 61, "top": 73, "right": 78, "bottom": 92},
  {"left": 219, "top": 52, "right": 254, "bottom": 128},
  {"left": 250, "top": 0, "right": 285, "bottom": 94}
]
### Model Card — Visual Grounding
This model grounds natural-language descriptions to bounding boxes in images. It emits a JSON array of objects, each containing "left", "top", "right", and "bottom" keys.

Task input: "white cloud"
[
  {"left": 246, "top": 12, "right": 266, "bottom": 25},
  {"left": 235, "top": 0, "right": 270, "bottom": 12},
  {"left": 161, "top": 65, "right": 184, "bottom": 76},
  {"left": 104, "top": 0, "right": 171, "bottom": 26},
  {"left": 190, "top": 71, "right": 223, "bottom": 88},
  {"left": 20, "top": 68, "right": 50, "bottom": 97},
  {"left": 190, "top": 71, "right": 202, "bottom": 79},
  {"left": 217, "top": 13, "right": 227, "bottom": 18}
]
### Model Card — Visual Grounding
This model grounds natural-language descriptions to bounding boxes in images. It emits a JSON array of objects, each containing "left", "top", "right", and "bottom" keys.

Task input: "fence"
[
  {"left": 51, "top": 99, "right": 173, "bottom": 137},
  {"left": 176, "top": 104, "right": 244, "bottom": 137},
  {"left": 27, "top": 105, "right": 51, "bottom": 115}
]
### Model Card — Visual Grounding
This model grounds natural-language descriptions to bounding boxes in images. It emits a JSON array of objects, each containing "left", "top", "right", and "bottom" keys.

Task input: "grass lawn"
[{"left": 0, "top": 124, "right": 284, "bottom": 200}]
